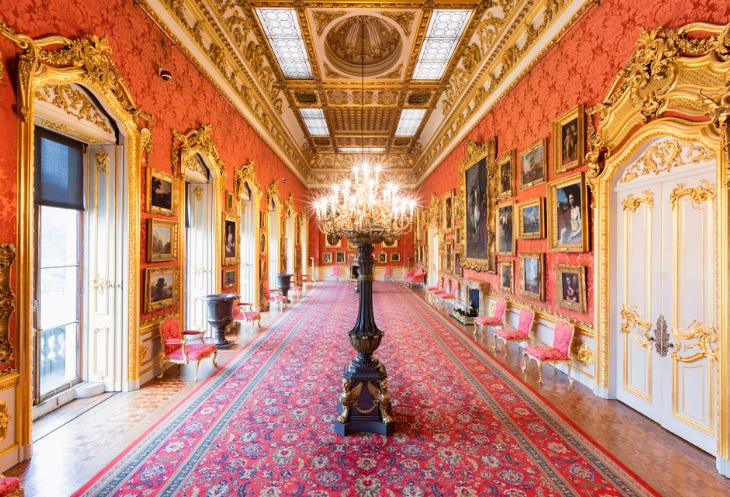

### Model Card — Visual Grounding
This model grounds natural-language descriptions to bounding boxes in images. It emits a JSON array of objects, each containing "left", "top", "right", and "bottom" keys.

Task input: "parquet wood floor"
[{"left": 5, "top": 283, "right": 729, "bottom": 496}]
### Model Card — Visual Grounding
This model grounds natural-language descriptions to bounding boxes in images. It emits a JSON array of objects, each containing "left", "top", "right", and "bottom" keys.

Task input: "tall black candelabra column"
[{"left": 335, "top": 242, "right": 395, "bottom": 435}]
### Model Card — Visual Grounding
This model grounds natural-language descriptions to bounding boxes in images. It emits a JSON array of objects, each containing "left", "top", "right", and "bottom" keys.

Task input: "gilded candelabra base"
[{"left": 334, "top": 242, "right": 395, "bottom": 436}]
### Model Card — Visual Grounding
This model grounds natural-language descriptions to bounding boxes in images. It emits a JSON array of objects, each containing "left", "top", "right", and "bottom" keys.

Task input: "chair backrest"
[
  {"left": 160, "top": 318, "right": 183, "bottom": 354},
  {"left": 267, "top": 288, "right": 281, "bottom": 299},
  {"left": 517, "top": 308, "right": 535, "bottom": 334},
  {"left": 553, "top": 321, "right": 575, "bottom": 356},
  {"left": 493, "top": 299, "right": 507, "bottom": 319},
  {"left": 332, "top": 265, "right": 341, "bottom": 276},
  {"left": 384, "top": 266, "right": 393, "bottom": 277}
]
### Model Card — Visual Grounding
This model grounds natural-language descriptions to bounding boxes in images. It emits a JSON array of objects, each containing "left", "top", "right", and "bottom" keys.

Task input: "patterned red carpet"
[{"left": 75, "top": 281, "right": 658, "bottom": 496}]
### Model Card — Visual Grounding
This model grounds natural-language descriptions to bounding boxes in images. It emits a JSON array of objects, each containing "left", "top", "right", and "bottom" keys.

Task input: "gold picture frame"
[
  {"left": 146, "top": 168, "right": 176, "bottom": 216},
  {"left": 323, "top": 252, "right": 333, "bottom": 264},
  {"left": 557, "top": 264, "right": 587, "bottom": 312},
  {"left": 498, "top": 260, "right": 513, "bottom": 293},
  {"left": 517, "top": 198, "right": 545, "bottom": 239},
  {"left": 226, "top": 190, "right": 234, "bottom": 212},
  {"left": 223, "top": 215, "right": 238, "bottom": 264},
  {"left": 496, "top": 150, "right": 515, "bottom": 199},
  {"left": 442, "top": 189, "right": 455, "bottom": 232},
  {"left": 547, "top": 172, "right": 589, "bottom": 252},
  {"left": 378, "top": 252, "right": 387, "bottom": 263},
  {"left": 144, "top": 266, "right": 179, "bottom": 313},
  {"left": 460, "top": 140, "right": 497, "bottom": 272},
  {"left": 552, "top": 103, "right": 585, "bottom": 174},
  {"left": 382, "top": 238, "right": 398, "bottom": 248},
  {"left": 519, "top": 252, "right": 544, "bottom": 301},
  {"left": 496, "top": 201, "right": 515, "bottom": 256},
  {"left": 325, "top": 233, "right": 342, "bottom": 248},
  {"left": 336, "top": 251, "right": 346, "bottom": 263},
  {"left": 519, "top": 138, "right": 547, "bottom": 190},
  {"left": 146, "top": 218, "right": 178, "bottom": 262},
  {"left": 223, "top": 268, "right": 237, "bottom": 289}
]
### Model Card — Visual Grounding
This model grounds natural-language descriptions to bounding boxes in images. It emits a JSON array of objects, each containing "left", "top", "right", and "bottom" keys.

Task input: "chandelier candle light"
[{"left": 314, "top": 164, "right": 416, "bottom": 435}]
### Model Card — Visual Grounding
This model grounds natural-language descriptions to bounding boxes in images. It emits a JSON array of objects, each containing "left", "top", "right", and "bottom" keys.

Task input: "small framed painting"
[
  {"left": 557, "top": 264, "right": 587, "bottom": 312},
  {"left": 497, "top": 150, "right": 515, "bottom": 199},
  {"left": 519, "top": 138, "right": 547, "bottom": 190},
  {"left": 517, "top": 198, "right": 544, "bottom": 239},
  {"left": 146, "top": 218, "right": 178, "bottom": 262},
  {"left": 336, "top": 251, "right": 346, "bottom": 263},
  {"left": 443, "top": 189, "right": 455, "bottom": 232},
  {"left": 552, "top": 104, "right": 585, "bottom": 173},
  {"left": 547, "top": 172, "right": 589, "bottom": 252},
  {"left": 145, "top": 266, "right": 179, "bottom": 313},
  {"left": 519, "top": 252, "right": 544, "bottom": 301},
  {"left": 223, "top": 216, "right": 238, "bottom": 264},
  {"left": 146, "top": 168, "right": 176, "bottom": 216},
  {"left": 223, "top": 268, "right": 237, "bottom": 289},
  {"left": 498, "top": 260, "right": 513, "bottom": 293},
  {"left": 378, "top": 252, "right": 387, "bottom": 263},
  {"left": 496, "top": 201, "right": 515, "bottom": 256},
  {"left": 226, "top": 191, "right": 235, "bottom": 212},
  {"left": 391, "top": 252, "right": 401, "bottom": 262},
  {"left": 323, "top": 252, "right": 333, "bottom": 264}
]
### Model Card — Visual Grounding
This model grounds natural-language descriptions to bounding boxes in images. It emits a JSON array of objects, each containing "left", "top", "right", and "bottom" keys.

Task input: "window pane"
[
  {"left": 40, "top": 206, "right": 79, "bottom": 267},
  {"left": 38, "top": 323, "right": 78, "bottom": 397},
  {"left": 39, "top": 266, "right": 79, "bottom": 330}
]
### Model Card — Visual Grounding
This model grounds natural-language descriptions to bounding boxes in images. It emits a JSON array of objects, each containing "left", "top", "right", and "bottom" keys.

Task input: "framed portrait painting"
[
  {"left": 146, "top": 168, "right": 176, "bottom": 216},
  {"left": 391, "top": 252, "right": 401, "bottom": 262},
  {"left": 323, "top": 252, "right": 333, "bottom": 264},
  {"left": 498, "top": 260, "right": 513, "bottom": 293},
  {"left": 223, "top": 216, "right": 238, "bottom": 264},
  {"left": 145, "top": 266, "right": 179, "bottom": 313},
  {"left": 557, "top": 264, "right": 587, "bottom": 312},
  {"left": 519, "top": 138, "right": 546, "bottom": 190},
  {"left": 547, "top": 172, "right": 589, "bottom": 252},
  {"left": 496, "top": 201, "right": 515, "bottom": 256},
  {"left": 146, "top": 218, "right": 178, "bottom": 262},
  {"left": 552, "top": 104, "right": 585, "bottom": 173},
  {"left": 442, "top": 189, "right": 455, "bottom": 232},
  {"left": 496, "top": 150, "right": 515, "bottom": 200},
  {"left": 378, "top": 252, "right": 387, "bottom": 263},
  {"left": 519, "top": 252, "right": 544, "bottom": 301},
  {"left": 325, "top": 233, "right": 341, "bottom": 248},
  {"left": 460, "top": 140, "right": 496, "bottom": 272},
  {"left": 336, "top": 251, "right": 346, "bottom": 264},
  {"left": 517, "top": 198, "right": 544, "bottom": 239},
  {"left": 226, "top": 191, "right": 234, "bottom": 212},
  {"left": 223, "top": 268, "right": 237, "bottom": 289}
]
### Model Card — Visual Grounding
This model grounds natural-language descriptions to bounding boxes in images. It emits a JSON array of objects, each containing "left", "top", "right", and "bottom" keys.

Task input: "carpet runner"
[{"left": 75, "top": 281, "right": 658, "bottom": 496}]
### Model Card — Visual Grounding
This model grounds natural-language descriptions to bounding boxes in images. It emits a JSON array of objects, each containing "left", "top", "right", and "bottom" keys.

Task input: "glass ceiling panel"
[
  {"left": 413, "top": 9, "right": 472, "bottom": 81},
  {"left": 255, "top": 8, "right": 313, "bottom": 79},
  {"left": 395, "top": 109, "right": 426, "bottom": 136},
  {"left": 300, "top": 108, "right": 330, "bottom": 136}
]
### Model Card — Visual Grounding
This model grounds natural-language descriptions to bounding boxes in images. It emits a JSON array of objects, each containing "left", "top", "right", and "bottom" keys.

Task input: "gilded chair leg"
[
  {"left": 537, "top": 360, "right": 543, "bottom": 384},
  {"left": 567, "top": 363, "right": 573, "bottom": 385},
  {"left": 212, "top": 350, "right": 218, "bottom": 368},
  {"left": 194, "top": 360, "right": 201, "bottom": 381},
  {"left": 491, "top": 334, "right": 497, "bottom": 352},
  {"left": 521, "top": 352, "right": 527, "bottom": 374},
  {"left": 158, "top": 356, "right": 166, "bottom": 379}
]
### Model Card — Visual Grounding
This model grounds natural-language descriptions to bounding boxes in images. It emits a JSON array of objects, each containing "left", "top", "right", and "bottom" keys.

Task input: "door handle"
[{"left": 648, "top": 314, "right": 674, "bottom": 357}]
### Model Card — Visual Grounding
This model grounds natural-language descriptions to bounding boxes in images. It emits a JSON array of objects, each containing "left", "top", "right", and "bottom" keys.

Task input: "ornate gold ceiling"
[{"left": 141, "top": 0, "right": 593, "bottom": 188}]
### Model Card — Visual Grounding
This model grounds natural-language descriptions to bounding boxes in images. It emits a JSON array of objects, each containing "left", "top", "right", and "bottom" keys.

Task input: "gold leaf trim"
[
  {"left": 618, "top": 139, "right": 713, "bottom": 184},
  {"left": 622, "top": 190, "right": 653, "bottom": 213},
  {"left": 669, "top": 179, "right": 716, "bottom": 209}
]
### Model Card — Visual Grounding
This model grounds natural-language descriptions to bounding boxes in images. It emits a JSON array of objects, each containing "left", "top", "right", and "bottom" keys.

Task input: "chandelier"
[{"left": 313, "top": 165, "right": 416, "bottom": 245}]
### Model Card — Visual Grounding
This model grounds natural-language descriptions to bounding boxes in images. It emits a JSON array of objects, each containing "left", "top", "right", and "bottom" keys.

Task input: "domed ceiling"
[{"left": 139, "top": 0, "right": 591, "bottom": 188}]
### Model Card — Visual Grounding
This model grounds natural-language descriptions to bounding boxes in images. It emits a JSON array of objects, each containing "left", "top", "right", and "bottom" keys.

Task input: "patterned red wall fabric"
[{"left": 418, "top": 0, "right": 730, "bottom": 324}]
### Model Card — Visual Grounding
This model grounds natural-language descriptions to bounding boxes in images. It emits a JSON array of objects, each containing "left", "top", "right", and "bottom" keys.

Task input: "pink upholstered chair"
[
  {"left": 289, "top": 276, "right": 302, "bottom": 299},
  {"left": 438, "top": 279, "right": 458, "bottom": 311},
  {"left": 267, "top": 288, "right": 287, "bottom": 311},
  {"left": 522, "top": 320, "right": 575, "bottom": 385},
  {"left": 384, "top": 266, "right": 393, "bottom": 281},
  {"left": 158, "top": 318, "right": 218, "bottom": 381},
  {"left": 0, "top": 475, "right": 22, "bottom": 497},
  {"left": 492, "top": 307, "right": 535, "bottom": 354},
  {"left": 474, "top": 298, "right": 506, "bottom": 337},
  {"left": 330, "top": 265, "right": 341, "bottom": 280},
  {"left": 233, "top": 301, "right": 261, "bottom": 331}
]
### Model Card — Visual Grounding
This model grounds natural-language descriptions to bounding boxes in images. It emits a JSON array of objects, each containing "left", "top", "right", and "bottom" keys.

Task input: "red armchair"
[{"left": 158, "top": 318, "right": 218, "bottom": 381}]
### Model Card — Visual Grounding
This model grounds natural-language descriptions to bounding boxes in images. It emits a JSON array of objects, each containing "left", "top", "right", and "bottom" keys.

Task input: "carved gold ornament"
[
  {"left": 622, "top": 191, "right": 654, "bottom": 213},
  {"left": 95, "top": 148, "right": 110, "bottom": 174},
  {"left": 619, "top": 139, "right": 713, "bottom": 184},
  {"left": 35, "top": 84, "right": 114, "bottom": 135},
  {"left": 172, "top": 124, "right": 226, "bottom": 185},
  {"left": 0, "top": 245, "right": 15, "bottom": 364},
  {"left": 573, "top": 341, "right": 594, "bottom": 366},
  {"left": 620, "top": 305, "right": 652, "bottom": 345},
  {"left": 0, "top": 401, "right": 10, "bottom": 441},
  {"left": 669, "top": 179, "right": 716, "bottom": 209},
  {"left": 234, "top": 160, "right": 261, "bottom": 199},
  {"left": 673, "top": 320, "right": 719, "bottom": 364}
]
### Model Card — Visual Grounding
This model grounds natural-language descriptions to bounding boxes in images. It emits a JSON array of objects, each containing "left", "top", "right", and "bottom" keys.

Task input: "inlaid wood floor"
[{"left": 5, "top": 283, "right": 729, "bottom": 496}]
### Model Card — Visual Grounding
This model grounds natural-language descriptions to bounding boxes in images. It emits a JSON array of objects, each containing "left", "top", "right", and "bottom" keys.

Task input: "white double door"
[{"left": 614, "top": 163, "right": 717, "bottom": 455}]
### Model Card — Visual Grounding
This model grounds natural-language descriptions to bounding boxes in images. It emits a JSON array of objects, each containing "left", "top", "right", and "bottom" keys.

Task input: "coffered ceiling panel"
[{"left": 141, "top": 0, "right": 593, "bottom": 188}]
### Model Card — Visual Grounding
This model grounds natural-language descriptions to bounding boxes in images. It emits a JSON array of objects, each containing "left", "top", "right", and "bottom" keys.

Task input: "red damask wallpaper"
[{"left": 418, "top": 0, "right": 730, "bottom": 324}]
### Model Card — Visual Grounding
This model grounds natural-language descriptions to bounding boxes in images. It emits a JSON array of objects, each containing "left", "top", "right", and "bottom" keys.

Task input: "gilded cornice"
[
  {"left": 34, "top": 84, "right": 114, "bottom": 135},
  {"left": 139, "top": 0, "right": 308, "bottom": 182},
  {"left": 172, "top": 124, "right": 226, "bottom": 184}
]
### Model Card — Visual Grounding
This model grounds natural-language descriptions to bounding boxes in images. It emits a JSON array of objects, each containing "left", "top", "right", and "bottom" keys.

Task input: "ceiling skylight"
[
  {"left": 340, "top": 147, "right": 386, "bottom": 153},
  {"left": 300, "top": 108, "right": 329, "bottom": 136},
  {"left": 255, "top": 8, "right": 313, "bottom": 79},
  {"left": 395, "top": 109, "right": 426, "bottom": 136},
  {"left": 413, "top": 10, "right": 472, "bottom": 80}
]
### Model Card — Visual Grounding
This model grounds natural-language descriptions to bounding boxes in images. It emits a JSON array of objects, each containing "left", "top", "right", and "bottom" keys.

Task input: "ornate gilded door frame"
[{"left": 587, "top": 23, "right": 730, "bottom": 474}]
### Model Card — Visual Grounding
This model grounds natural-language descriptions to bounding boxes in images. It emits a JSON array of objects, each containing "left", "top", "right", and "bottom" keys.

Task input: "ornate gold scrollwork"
[
  {"left": 92, "top": 275, "right": 110, "bottom": 294},
  {"left": 233, "top": 160, "right": 261, "bottom": 199},
  {"left": 172, "top": 124, "right": 226, "bottom": 184},
  {"left": 266, "top": 181, "right": 280, "bottom": 208},
  {"left": 619, "top": 139, "right": 713, "bottom": 184},
  {"left": 573, "top": 341, "right": 594, "bottom": 366},
  {"left": 95, "top": 149, "right": 110, "bottom": 174},
  {"left": 0, "top": 244, "right": 16, "bottom": 364},
  {"left": 622, "top": 190, "right": 654, "bottom": 213},
  {"left": 669, "top": 179, "right": 716, "bottom": 209},
  {"left": 0, "top": 401, "right": 10, "bottom": 441},
  {"left": 673, "top": 320, "right": 719, "bottom": 363},
  {"left": 619, "top": 305, "right": 653, "bottom": 345}
]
